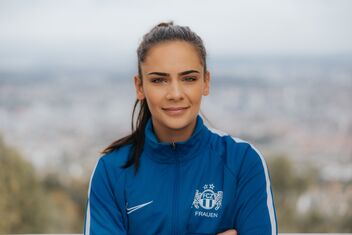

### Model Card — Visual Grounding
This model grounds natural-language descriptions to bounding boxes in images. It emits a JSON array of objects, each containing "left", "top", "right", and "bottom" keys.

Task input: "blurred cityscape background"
[{"left": 0, "top": 0, "right": 351, "bottom": 233}]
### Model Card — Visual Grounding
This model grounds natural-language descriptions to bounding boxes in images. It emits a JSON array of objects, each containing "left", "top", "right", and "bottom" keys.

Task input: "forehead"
[{"left": 141, "top": 41, "right": 203, "bottom": 74}]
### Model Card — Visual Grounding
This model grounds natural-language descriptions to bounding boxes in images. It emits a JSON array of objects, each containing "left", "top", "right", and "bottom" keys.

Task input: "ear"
[
  {"left": 134, "top": 75, "right": 145, "bottom": 100},
  {"left": 203, "top": 70, "right": 211, "bottom": 96}
]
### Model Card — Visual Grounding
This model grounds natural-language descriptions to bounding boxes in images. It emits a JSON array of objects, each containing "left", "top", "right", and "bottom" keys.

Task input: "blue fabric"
[{"left": 84, "top": 115, "right": 278, "bottom": 235}]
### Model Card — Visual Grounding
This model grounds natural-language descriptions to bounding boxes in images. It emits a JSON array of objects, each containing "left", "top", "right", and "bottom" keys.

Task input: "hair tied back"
[{"left": 157, "top": 21, "right": 174, "bottom": 27}]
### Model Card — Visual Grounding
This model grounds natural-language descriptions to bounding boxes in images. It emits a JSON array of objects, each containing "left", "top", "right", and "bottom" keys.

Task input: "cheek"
[
  {"left": 186, "top": 86, "right": 203, "bottom": 104},
  {"left": 144, "top": 88, "right": 163, "bottom": 109}
]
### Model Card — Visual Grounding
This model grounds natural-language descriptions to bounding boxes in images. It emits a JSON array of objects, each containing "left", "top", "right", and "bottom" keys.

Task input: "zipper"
[{"left": 171, "top": 142, "right": 180, "bottom": 235}]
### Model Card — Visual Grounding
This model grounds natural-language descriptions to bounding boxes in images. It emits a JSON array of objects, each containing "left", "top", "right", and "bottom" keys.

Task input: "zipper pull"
[{"left": 172, "top": 142, "right": 176, "bottom": 150}]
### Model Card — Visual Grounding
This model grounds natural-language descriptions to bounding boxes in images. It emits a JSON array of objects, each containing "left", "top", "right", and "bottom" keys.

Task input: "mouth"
[{"left": 162, "top": 106, "right": 190, "bottom": 116}]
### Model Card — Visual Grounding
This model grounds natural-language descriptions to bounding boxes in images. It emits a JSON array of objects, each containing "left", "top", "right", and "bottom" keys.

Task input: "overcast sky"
[{"left": 0, "top": 0, "right": 351, "bottom": 71}]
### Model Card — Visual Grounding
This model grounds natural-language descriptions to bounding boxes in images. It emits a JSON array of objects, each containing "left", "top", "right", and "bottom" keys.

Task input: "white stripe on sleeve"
[
  {"left": 208, "top": 128, "right": 277, "bottom": 235},
  {"left": 85, "top": 160, "right": 99, "bottom": 235}
]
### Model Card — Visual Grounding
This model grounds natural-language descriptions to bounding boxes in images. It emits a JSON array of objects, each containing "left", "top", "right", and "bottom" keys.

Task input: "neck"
[{"left": 152, "top": 119, "right": 197, "bottom": 143}]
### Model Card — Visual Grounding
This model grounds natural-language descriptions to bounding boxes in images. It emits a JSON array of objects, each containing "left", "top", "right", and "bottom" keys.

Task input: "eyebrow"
[{"left": 147, "top": 70, "right": 200, "bottom": 76}]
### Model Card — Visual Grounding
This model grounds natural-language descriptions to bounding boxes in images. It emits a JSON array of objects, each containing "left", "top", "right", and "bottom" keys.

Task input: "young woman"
[{"left": 84, "top": 22, "right": 278, "bottom": 235}]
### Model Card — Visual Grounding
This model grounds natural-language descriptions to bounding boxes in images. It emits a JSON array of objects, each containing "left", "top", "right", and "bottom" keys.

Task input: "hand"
[{"left": 217, "top": 229, "right": 237, "bottom": 235}]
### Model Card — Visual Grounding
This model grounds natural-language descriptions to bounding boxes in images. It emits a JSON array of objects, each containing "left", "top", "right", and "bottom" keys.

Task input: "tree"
[
  {"left": 267, "top": 154, "right": 316, "bottom": 232},
  {"left": 0, "top": 135, "right": 51, "bottom": 233}
]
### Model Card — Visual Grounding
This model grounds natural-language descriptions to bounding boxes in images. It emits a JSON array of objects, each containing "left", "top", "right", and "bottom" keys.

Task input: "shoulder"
[
  {"left": 207, "top": 126, "right": 253, "bottom": 159},
  {"left": 92, "top": 144, "right": 133, "bottom": 183},
  {"left": 99, "top": 144, "right": 132, "bottom": 168},
  {"left": 206, "top": 126, "right": 267, "bottom": 177},
  {"left": 87, "top": 144, "right": 133, "bottom": 209}
]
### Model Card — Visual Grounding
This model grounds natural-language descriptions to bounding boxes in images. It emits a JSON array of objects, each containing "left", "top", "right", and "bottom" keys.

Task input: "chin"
[
  {"left": 163, "top": 114, "right": 197, "bottom": 130},
  {"left": 162, "top": 119, "right": 188, "bottom": 130}
]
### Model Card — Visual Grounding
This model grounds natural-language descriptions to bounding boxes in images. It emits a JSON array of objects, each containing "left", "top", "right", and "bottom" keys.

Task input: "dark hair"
[{"left": 101, "top": 21, "right": 208, "bottom": 174}]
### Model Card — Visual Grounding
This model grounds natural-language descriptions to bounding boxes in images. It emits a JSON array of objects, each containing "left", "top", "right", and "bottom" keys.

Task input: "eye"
[
  {"left": 183, "top": 76, "right": 197, "bottom": 82},
  {"left": 151, "top": 77, "right": 166, "bottom": 83}
]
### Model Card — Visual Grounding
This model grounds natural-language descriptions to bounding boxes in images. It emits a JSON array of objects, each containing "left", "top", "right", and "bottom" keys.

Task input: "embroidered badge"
[{"left": 192, "top": 184, "right": 223, "bottom": 211}]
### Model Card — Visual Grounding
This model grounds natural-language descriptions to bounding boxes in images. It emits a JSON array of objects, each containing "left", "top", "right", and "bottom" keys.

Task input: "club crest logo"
[{"left": 192, "top": 184, "right": 223, "bottom": 211}]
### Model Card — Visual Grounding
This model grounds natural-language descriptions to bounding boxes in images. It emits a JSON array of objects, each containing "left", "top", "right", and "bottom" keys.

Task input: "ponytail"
[{"left": 101, "top": 99, "right": 150, "bottom": 174}]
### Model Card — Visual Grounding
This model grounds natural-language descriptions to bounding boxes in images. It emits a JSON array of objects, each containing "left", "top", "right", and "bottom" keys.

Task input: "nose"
[{"left": 166, "top": 80, "right": 183, "bottom": 100}]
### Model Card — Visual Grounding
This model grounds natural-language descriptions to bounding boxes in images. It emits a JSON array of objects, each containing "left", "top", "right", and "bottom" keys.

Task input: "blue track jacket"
[{"left": 84, "top": 115, "right": 278, "bottom": 235}]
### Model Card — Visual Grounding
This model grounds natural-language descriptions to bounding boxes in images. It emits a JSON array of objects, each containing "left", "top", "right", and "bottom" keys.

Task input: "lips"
[
  {"left": 162, "top": 107, "right": 189, "bottom": 111},
  {"left": 162, "top": 106, "right": 189, "bottom": 116}
]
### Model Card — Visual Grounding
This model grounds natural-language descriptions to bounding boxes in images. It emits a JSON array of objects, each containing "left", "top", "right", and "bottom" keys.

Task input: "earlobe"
[{"left": 134, "top": 75, "right": 145, "bottom": 100}]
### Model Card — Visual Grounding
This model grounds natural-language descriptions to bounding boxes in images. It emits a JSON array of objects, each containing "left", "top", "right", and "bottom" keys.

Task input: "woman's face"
[{"left": 134, "top": 41, "right": 210, "bottom": 141}]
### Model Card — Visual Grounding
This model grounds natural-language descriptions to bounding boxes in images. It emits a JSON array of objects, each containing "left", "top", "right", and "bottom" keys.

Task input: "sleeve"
[
  {"left": 234, "top": 146, "right": 278, "bottom": 235},
  {"left": 83, "top": 158, "right": 127, "bottom": 235}
]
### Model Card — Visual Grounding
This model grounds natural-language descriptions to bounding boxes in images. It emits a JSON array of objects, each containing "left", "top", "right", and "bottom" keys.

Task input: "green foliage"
[
  {"left": 0, "top": 135, "right": 89, "bottom": 233},
  {"left": 41, "top": 173, "right": 88, "bottom": 232},
  {"left": 0, "top": 136, "right": 51, "bottom": 233},
  {"left": 339, "top": 195, "right": 352, "bottom": 232},
  {"left": 268, "top": 154, "right": 352, "bottom": 233}
]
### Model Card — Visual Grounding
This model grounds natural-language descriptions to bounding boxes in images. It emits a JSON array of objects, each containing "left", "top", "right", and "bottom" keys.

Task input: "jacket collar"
[{"left": 143, "top": 115, "right": 211, "bottom": 164}]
